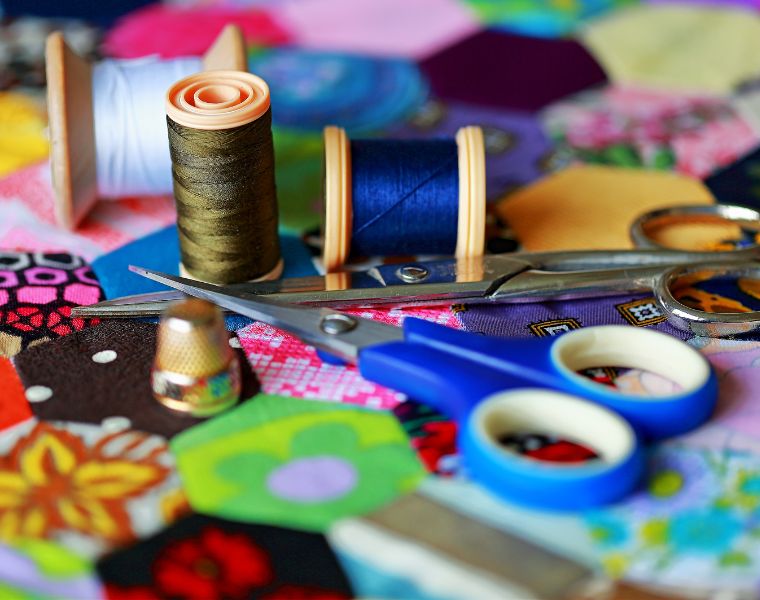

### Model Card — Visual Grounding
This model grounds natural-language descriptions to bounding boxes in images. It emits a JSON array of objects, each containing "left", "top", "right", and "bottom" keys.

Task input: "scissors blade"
[
  {"left": 72, "top": 255, "right": 530, "bottom": 318},
  {"left": 129, "top": 266, "right": 404, "bottom": 363}
]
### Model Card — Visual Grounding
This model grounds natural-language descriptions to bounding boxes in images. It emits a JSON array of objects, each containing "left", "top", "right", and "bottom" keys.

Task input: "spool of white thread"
[{"left": 46, "top": 25, "right": 247, "bottom": 230}]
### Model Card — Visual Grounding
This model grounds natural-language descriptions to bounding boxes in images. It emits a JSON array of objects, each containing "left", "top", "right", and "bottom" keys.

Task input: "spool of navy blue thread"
[
  {"left": 350, "top": 139, "right": 460, "bottom": 257},
  {"left": 322, "top": 125, "right": 485, "bottom": 272}
]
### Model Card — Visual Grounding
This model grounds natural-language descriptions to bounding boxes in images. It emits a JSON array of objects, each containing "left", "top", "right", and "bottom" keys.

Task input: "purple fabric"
[
  {"left": 418, "top": 29, "right": 608, "bottom": 113},
  {"left": 386, "top": 100, "right": 555, "bottom": 200},
  {"left": 267, "top": 457, "right": 358, "bottom": 502},
  {"left": 455, "top": 293, "right": 689, "bottom": 339}
]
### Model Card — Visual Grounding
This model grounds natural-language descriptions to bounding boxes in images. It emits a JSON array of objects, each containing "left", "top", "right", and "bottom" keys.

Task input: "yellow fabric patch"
[
  {"left": 582, "top": 4, "right": 760, "bottom": 94},
  {"left": 496, "top": 165, "right": 714, "bottom": 251},
  {"left": 0, "top": 92, "right": 48, "bottom": 177}
]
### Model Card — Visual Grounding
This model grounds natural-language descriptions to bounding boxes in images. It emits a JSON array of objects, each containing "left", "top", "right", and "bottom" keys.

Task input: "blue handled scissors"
[{"left": 131, "top": 266, "right": 717, "bottom": 510}]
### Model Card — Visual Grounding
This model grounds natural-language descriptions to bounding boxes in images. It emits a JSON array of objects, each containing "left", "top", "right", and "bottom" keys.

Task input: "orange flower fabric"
[{"left": 0, "top": 422, "right": 170, "bottom": 544}]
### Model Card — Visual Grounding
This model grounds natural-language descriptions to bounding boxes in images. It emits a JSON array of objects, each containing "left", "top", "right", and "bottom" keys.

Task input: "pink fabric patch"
[
  {"left": 237, "top": 305, "right": 461, "bottom": 410},
  {"left": 676, "top": 341, "right": 760, "bottom": 454},
  {"left": 74, "top": 266, "right": 100, "bottom": 286},
  {"left": 63, "top": 284, "right": 101, "bottom": 306},
  {"left": 24, "top": 268, "right": 66, "bottom": 286},
  {"left": 673, "top": 119, "right": 758, "bottom": 178},
  {"left": 16, "top": 286, "right": 57, "bottom": 305},
  {"left": 103, "top": 4, "right": 292, "bottom": 59},
  {"left": 544, "top": 86, "right": 759, "bottom": 179},
  {"left": 0, "top": 163, "right": 176, "bottom": 261},
  {"left": 0, "top": 272, "right": 18, "bottom": 288},
  {"left": 271, "top": 0, "right": 480, "bottom": 58},
  {"left": 0, "top": 290, "right": 7, "bottom": 307}
]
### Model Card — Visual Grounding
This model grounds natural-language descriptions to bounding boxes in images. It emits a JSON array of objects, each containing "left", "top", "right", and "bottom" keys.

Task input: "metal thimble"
[{"left": 152, "top": 298, "right": 241, "bottom": 417}]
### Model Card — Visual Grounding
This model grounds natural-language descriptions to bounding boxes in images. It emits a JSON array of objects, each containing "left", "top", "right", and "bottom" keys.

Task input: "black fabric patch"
[
  {"left": 96, "top": 513, "right": 354, "bottom": 599},
  {"left": 14, "top": 320, "right": 259, "bottom": 438}
]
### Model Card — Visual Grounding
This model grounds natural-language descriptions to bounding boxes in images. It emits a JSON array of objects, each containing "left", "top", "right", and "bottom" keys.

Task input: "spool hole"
[{"left": 194, "top": 84, "right": 241, "bottom": 109}]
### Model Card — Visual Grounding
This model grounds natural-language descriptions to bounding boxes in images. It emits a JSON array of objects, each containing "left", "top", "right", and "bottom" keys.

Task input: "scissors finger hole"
[
  {"left": 465, "top": 390, "right": 644, "bottom": 509},
  {"left": 551, "top": 326, "right": 710, "bottom": 397},
  {"left": 631, "top": 204, "right": 760, "bottom": 251},
  {"left": 656, "top": 264, "right": 760, "bottom": 337},
  {"left": 472, "top": 389, "right": 635, "bottom": 466}
]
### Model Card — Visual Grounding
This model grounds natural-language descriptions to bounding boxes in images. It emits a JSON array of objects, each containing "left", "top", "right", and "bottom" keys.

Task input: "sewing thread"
[
  {"left": 93, "top": 57, "right": 202, "bottom": 197},
  {"left": 322, "top": 126, "right": 486, "bottom": 272},
  {"left": 166, "top": 71, "right": 280, "bottom": 284},
  {"left": 350, "top": 139, "right": 459, "bottom": 257}
]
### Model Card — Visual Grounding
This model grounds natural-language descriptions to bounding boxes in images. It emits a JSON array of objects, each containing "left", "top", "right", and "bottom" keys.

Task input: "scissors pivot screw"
[
  {"left": 320, "top": 313, "right": 358, "bottom": 335},
  {"left": 396, "top": 265, "right": 430, "bottom": 283}
]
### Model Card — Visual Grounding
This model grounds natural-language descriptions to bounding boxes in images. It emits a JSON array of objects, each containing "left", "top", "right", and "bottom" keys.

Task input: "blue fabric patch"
[
  {"left": 335, "top": 550, "right": 447, "bottom": 600},
  {"left": 92, "top": 226, "right": 318, "bottom": 329}
]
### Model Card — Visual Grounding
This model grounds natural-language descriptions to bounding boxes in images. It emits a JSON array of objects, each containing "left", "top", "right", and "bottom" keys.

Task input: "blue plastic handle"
[
  {"left": 358, "top": 318, "right": 716, "bottom": 509},
  {"left": 461, "top": 391, "right": 646, "bottom": 510},
  {"left": 360, "top": 318, "right": 717, "bottom": 440}
]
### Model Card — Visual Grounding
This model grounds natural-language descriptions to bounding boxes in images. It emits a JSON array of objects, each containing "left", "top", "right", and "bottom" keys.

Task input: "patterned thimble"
[{"left": 152, "top": 298, "right": 240, "bottom": 417}]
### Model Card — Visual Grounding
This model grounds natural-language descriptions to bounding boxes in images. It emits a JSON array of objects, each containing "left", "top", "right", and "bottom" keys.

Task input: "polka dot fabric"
[{"left": 13, "top": 321, "right": 260, "bottom": 440}]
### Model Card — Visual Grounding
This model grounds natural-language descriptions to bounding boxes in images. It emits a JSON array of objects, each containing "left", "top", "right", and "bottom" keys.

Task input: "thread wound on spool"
[
  {"left": 350, "top": 139, "right": 460, "bottom": 258},
  {"left": 166, "top": 71, "right": 280, "bottom": 284},
  {"left": 322, "top": 126, "right": 485, "bottom": 271},
  {"left": 93, "top": 57, "right": 203, "bottom": 198}
]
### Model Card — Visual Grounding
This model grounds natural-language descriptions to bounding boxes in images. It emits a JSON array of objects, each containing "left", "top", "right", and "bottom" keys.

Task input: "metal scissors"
[
  {"left": 128, "top": 266, "right": 717, "bottom": 510},
  {"left": 74, "top": 247, "right": 760, "bottom": 337}
]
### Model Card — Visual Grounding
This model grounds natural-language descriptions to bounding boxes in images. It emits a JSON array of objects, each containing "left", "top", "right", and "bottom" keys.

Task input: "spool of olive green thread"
[{"left": 165, "top": 71, "right": 281, "bottom": 285}]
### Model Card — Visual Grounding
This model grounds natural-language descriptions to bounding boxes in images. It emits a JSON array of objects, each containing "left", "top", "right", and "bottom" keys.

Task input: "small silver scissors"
[{"left": 73, "top": 247, "right": 760, "bottom": 337}]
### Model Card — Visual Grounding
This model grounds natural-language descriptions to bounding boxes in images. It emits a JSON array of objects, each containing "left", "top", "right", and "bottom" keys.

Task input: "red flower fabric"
[
  {"left": 152, "top": 527, "right": 272, "bottom": 600},
  {"left": 98, "top": 516, "right": 354, "bottom": 599}
]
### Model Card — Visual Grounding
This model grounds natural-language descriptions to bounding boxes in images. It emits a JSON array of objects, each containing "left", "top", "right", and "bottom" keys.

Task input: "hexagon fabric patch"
[{"left": 171, "top": 395, "right": 427, "bottom": 532}]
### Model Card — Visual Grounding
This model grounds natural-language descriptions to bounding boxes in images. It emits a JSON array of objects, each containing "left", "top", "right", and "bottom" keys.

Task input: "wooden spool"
[{"left": 46, "top": 24, "right": 247, "bottom": 230}]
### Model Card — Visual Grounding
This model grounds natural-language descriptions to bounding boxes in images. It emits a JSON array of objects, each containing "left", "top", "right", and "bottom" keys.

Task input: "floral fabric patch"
[
  {"left": 675, "top": 338, "right": 760, "bottom": 454},
  {"left": 0, "top": 538, "right": 101, "bottom": 599},
  {"left": 542, "top": 86, "right": 758, "bottom": 178},
  {"left": 14, "top": 321, "right": 258, "bottom": 439},
  {"left": 0, "top": 251, "right": 103, "bottom": 358},
  {"left": 393, "top": 400, "right": 460, "bottom": 477},
  {"left": 171, "top": 395, "right": 426, "bottom": 532},
  {"left": 97, "top": 514, "right": 353, "bottom": 600},
  {"left": 585, "top": 445, "right": 760, "bottom": 594},
  {"left": 0, "top": 420, "right": 184, "bottom": 559}
]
